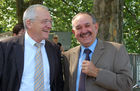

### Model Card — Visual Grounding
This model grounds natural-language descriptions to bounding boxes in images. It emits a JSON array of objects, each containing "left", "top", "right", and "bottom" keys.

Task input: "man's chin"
[
  {"left": 44, "top": 36, "right": 49, "bottom": 39},
  {"left": 80, "top": 40, "right": 92, "bottom": 47},
  {"left": 42, "top": 34, "right": 49, "bottom": 40}
]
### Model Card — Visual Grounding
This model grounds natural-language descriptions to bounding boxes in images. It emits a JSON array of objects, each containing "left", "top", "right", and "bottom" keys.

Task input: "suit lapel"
[
  {"left": 14, "top": 35, "right": 25, "bottom": 81},
  {"left": 70, "top": 41, "right": 104, "bottom": 90},
  {"left": 91, "top": 39, "right": 104, "bottom": 65},
  {"left": 70, "top": 46, "right": 81, "bottom": 90},
  {"left": 44, "top": 41, "right": 54, "bottom": 85}
]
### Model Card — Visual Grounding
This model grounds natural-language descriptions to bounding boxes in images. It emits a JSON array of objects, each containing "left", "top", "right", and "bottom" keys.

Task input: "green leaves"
[
  {"left": 44, "top": 0, "right": 93, "bottom": 32},
  {"left": 0, "top": 0, "right": 139, "bottom": 53},
  {"left": 123, "top": 0, "right": 140, "bottom": 53},
  {"left": 0, "top": 0, "right": 17, "bottom": 32}
]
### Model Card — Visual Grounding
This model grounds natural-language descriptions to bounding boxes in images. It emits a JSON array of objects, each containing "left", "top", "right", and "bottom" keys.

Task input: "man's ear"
[
  {"left": 26, "top": 19, "right": 32, "bottom": 29},
  {"left": 94, "top": 23, "right": 99, "bottom": 34}
]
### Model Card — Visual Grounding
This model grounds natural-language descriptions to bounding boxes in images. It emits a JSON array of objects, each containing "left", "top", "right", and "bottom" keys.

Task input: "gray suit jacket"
[{"left": 63, "top": 39, "right": 133, "bottom": 91}]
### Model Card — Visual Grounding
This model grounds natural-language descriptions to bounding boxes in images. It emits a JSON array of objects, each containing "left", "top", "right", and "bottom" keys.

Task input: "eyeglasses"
[
  {"left": 40, "top": 19, "right": 52, "bottom": 25},
  {"left": 31, "top": 19, "right": 52, "bottom": 25}
]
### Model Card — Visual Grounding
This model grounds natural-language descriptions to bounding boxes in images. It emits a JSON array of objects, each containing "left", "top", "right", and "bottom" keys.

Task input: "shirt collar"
[
  {"left": 81, "top": 38, "right": 98, "bottom": 55},
  {"left": 25, "top": 31, "right": 45, "bottom": 46}
]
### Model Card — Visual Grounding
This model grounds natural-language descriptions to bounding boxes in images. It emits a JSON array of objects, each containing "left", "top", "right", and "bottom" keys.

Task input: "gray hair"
[
  {"left": 72, "top": 12, "right": 97, "bottom": 29},
  {"left": 23, "top": 4, "right": 49, "bottom": 30}
]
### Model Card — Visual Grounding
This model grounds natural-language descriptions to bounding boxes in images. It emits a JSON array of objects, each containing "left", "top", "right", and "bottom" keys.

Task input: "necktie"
[
  {"left": 79, "top": 48, "right": 91, "bottom": 91},
  {"left": 34, "top": 43, "right": 44, "bottom": 91}
]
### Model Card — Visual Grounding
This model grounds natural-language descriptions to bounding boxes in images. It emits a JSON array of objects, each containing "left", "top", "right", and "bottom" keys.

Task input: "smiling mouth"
[
  {"left": 42, "top": 30, "right": 49, "bottom": 33},
  {"left": 80, "top": 32, "right": 91, "bottom": 38}
]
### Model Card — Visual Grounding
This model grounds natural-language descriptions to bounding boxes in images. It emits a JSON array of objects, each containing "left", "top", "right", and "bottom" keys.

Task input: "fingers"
[
  {"left": 81, "top": 60, "right": 99, "bottom": 77},
  {"left": 82, "top": 60, "right": 89, "bottom": 64},
  {"left": 81, "top": 61, "right": 91, "bottom": 73}
]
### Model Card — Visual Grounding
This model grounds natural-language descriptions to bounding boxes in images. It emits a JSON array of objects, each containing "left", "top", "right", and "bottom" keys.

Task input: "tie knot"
[
  {"left": 34, "top": 43, "right": 42, "bottom": 48},
  {"left": 84, "top": 48, "right": 91, "bottom": 55},
  {"left": 84, "top": 49, "right": 91, "bottom": 60}
]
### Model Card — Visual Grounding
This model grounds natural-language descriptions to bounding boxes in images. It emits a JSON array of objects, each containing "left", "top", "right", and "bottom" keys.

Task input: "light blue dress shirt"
[
  {"left": 76, "top": 39, "right": 97, "bottom": 91},
  {"left": 19, "top": 32, "right": 50, "bottom": 91}
]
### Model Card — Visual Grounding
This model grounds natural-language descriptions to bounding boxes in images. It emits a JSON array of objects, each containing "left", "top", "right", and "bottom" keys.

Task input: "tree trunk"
[
  {"left": 16, "top": 0, "right": 24, "bottom": 23},
  {"left": 93, "top": 0, "right": 123, "bottom": 43},
  {"left": 16, "top": 0, "right": 43, "bottom": 23}
]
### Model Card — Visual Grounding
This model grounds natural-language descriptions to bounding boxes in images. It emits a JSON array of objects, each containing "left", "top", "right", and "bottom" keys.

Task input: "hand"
[{"left": 81, "top": 60, "right": 100, "bottom": 77}]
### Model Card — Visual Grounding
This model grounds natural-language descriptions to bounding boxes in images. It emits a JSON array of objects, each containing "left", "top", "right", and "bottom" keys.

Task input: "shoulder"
[
  {"left": 104, "top": 41, "right": 124, "bottom": 50},
  {"left": 45, "top": 40, "right": 61, "bottom": 54},
  {"left": 0, "top": 35, "right": 24, "bottom": 49},
  {"left": 0, "top": 35, "right": 23, "bottom": 44},
  {"left": 45, "top": 39, "right": 59, "bottom": 48},
  {"left": 98, "top": 39, "right": 126, "bottom": 52},
  {"left": 64, "top": 45, "right": 80, "bottom": 55}
]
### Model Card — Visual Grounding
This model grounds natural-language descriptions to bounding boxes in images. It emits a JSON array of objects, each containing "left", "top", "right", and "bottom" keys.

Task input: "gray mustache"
[{"left": 80, "top": 32, "right": 91, "bottom": 37}]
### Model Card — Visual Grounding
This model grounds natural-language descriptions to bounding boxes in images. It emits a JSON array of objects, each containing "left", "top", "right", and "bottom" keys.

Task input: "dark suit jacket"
[
  {"left": 0, "top": 35, "right": 64, "bottom": 91},
  {"left": 63, "top": 39, "right": 133, "bottom": 91}
]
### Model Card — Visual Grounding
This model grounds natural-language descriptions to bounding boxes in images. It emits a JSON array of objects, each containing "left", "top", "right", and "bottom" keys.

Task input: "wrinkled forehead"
[
  {"left": 36, "top": 8, "right": 51, "bottom": 19},
  {"left": 72, "top": 14, "right": 92, "bottom": 27}
]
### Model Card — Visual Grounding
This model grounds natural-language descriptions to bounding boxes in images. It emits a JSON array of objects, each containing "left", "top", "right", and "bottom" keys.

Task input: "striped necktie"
[
  {"left": 79, "top": 48, "right": 91, "bottom": 91},
  {"left": 34, "top": 43, "right": 44, "bottom": 91}
]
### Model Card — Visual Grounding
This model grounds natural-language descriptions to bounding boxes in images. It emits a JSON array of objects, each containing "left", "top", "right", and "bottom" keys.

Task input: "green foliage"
[
  {"left": 0, "top": 0, "right": 17, "bottom": 32},
  {"left": 70, "top": 34, "right": 80, "bottom": 48},
  {"left": 0, "top": 0, "right": 139, "bottom": 53},
  {"left": 123, "top": 0, "right": 140, "bottom": 53},
  {"left": 43, "top": 0, "right": 93, "bottom": 32}
]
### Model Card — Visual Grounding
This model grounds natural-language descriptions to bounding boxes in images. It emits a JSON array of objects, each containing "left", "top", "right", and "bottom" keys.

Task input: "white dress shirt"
[{"left": 19, "top": 32, "right": 50, "bottom": 91}]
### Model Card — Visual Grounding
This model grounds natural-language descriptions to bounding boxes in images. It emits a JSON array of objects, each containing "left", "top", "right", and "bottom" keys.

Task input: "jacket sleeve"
[
  {"left": 0, "top": 42, "right": 4, "bottom": 91},
  {"left": 55, "top": 45, "right": 64, "bottom": 91},
  {"left": 95, "top": 45, "right": 133, "bottom": 91},
  {"left": 62, "top": 53, "right": 70, "bottom": 91}
]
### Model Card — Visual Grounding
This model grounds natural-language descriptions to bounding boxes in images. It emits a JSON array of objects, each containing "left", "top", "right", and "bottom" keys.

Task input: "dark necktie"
[{"left": 78, "top": 48, "right": 91, "bottom": 91}]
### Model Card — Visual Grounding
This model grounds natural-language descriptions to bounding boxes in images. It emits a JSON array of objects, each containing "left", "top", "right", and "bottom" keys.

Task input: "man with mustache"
[
  {"left": 0, "top": 4, "right": 63, "bottom": 91},
  {"left": 63, "top": 12, "right": 133, "bottom": 91}
]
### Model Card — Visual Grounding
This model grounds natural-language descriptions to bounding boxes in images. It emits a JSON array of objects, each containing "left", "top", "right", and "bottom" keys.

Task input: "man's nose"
[
  {"left": 80, "top": 27, "right": 87, "bottom": 33},
  {"left": 45, "top": 22, "right": 52, "bottom": 30}
]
